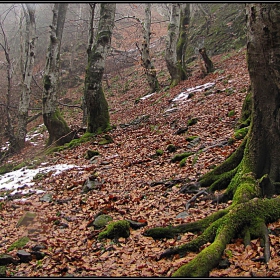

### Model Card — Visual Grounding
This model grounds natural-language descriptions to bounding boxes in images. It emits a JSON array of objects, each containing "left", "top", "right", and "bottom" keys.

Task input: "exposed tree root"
[
  {"left": 143, "top": 208, "right": 228, "bottom": 240},
  {"left": 171, "top": 197, "right": 280, "bottom": 277},
  {"left": 199, "top": 136, "right": 247, "bottom": 192}
]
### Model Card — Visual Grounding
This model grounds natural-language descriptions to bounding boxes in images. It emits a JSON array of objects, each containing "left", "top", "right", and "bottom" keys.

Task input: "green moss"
[
  {"left": 228, "top": 110, "right": 235, "bottom": 117},
  {"left": 98, "top": 220, "right": 130, "bottom": 241},
  {"left": 156, "top": 149, "right": 164, "bottom": 156},
  {"left": 7, "top": 236, "right": 30, "bottom": 252},
  {"left": 93, "top": 214, "right": 113, "bottom": 229},
  {"left": 46, "top": 132, "right": 95, "bottom": 154},
  {"left": 85, "top": 150, "right": 100, "bottom": 159},
  {"left": 171, "top": 152, "right": 193, "bottom": 163},
  {"left": 98, "top": 134, "right": 114, "bottom": 145},
  {"left": 0, "top": 265, "right": 6, "bottom": 277},
  {"left": 0, "top": 164, "right": 14, "bottom": 175},
  {"left": 166, "top": 144, "right": 176, "bottom": 152},
  {"left": 179, "top": 157, "right": 188, "bottom": 167},
  {"left": 186, "top": 135, "right": 199, "bottom": 142},
  {"left": 187, "top": 118, "right": 198, "bottom": 126},
  {"left": 234, "top": 127, "right": 249, "bottom": 140}
]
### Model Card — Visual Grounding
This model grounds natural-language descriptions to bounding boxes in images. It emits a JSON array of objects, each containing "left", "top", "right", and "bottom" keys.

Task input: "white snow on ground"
[
  {"left": 0, "top": 164, "right": 81, "bottom": 200},
  {"left": 172, "top": 82, "right": 216, "bottom": 103},
  {"left": 140, "top": 92, "right": 156, "bottom": 100}
]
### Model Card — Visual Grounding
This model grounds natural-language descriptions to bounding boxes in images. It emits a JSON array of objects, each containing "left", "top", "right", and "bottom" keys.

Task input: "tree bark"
[
  {"left": 15, "top": 4, "right": 37, "bottom": 151},
  {"left": 141, "top": 3, "right": 159, "bottom": 93},
  {"left": 165, "top": 3, "right": 181, "bottom": 87},
  {"left": 42, "top": 3, "right": 73, "bottom": 146},
  {"left": 0, "top": 15, "right": 16, "bottom": 153},
  {"left": 84, "top": 3, "right": 116, "bottom": 134},
  {"left": 165, "top": 3, "right": 189, "bottom": 87},
  {"left": 144, "top": 4, "right": 280, "bottom": 277}
]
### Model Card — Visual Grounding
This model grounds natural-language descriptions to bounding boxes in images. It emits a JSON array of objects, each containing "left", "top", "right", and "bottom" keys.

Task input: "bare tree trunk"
[
  {"left": 42, "top": 3, "right": 73, "bottom": 146},
  {"left": 15, "top": 4, "right": 37, "bottom": 151},
  {"left": 141, "top": 3, "right": 159, "bottom": 93},
  {"left": 165, "top": 3, "right": 189, "bottom": 87},
  {"left": 165, "top": 3, "right": 181, "bottom": 87},
  {"left": 84, "top": 3, "right": 116, "bottom": 133},
  {"left": 82, "top": 3, "right": 96, "bottom": 126},
  {"left": 0, "top": 15, "right": 16, "bottom": 153}
]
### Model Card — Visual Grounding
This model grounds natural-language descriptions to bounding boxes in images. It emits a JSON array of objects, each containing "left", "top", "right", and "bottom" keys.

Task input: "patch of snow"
[
  {"left": 140, "top": 92, "right": 156, "bottom": 100},
  {"left": 0, "top": 164, "right": 81, "bottom": 200},
  {"left": 172, "top": 82, "right": 215, "bottom": 103}
]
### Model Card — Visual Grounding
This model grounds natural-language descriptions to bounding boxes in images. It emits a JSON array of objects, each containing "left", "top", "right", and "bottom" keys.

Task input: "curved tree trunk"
[
  {"left": 84, "top": 3, "right": 116, "bottom": 134},
  {"left": 42, "top": 3, "right": 73, "bottom": 146},
  {"left": 144, "top": 4, "right": 280, "bottom": 277},
  {"left": 15, "top": 4, "right": 37, "bottom": 151}
]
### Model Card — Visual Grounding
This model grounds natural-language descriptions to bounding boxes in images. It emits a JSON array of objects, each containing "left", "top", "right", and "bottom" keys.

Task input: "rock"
[
  {"left": 0, "top": 254, "right": 16, "bottom": 265},
  {"left": 85, "top": 150, "right": 100, "bottom": 160},
  {"left": 126, "top": 219, "right": 147, "bottom": 230},
  {"left": 187, "top": 137, "right": 201, "bottom": 148},
  {"left": 98, "top": 220, "right": 130, "bottom": 241},
  {"left": 82, "top": 178, "right": 102, "bottom": 193},
  {"left": 218, "top": 258, "right": 230, "bottom": 269},
  {"left": 176, "top": 211, "right": 189, "bottom": 219},
  {"left": 30, "top": 251, "right": 45, "bottom": 260},
  {"left": 17, "top": 250, "right": 32, "bottom": 263},
  {"left": 16, "top": 212, "right": 36, "bottom": 227},
  {"left": 91, "top": 214, "right": 113, "bottom": 229},
  {"left": 31, "top": 244, "right": 46, "bottom": 251},
  {"left": 176, "top": 126, "right": 188, "bottom": 135},
  {"left": 39, "top": 193, "right": 53, "bottom": 202}
]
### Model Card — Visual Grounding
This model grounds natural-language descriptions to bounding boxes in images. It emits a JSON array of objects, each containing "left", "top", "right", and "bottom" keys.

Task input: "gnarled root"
[{"left": 171, "top": 197, "right": 280, "bottom": 277}]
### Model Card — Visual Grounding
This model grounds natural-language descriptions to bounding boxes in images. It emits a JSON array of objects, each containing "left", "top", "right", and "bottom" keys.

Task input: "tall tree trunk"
[
  {"left": 84, "top": 3, "right": 116, "bottom": 134},
  {"left": 177, "top": 3, "right": 190, "bottom": 80},
  {"left": 245, "top": 3, "right": 280, "bottom": 190},
  {"left": 144, "top": 4, "right": 280, "bottom": 277},
  {"left": 15, "top": 4, "right": 37, "bottom": 151},
  {"left": 42, "top": 3, "right": 73, "bottom": 146},
  {"left": 82, "top": 3, "right": 96, "bottom": 126},
  {"left": 141, "top": 3, "right": 159, "bottom": 93},
  {"left": 165, "top": 3, "right": 189, "bottom": 87},
  {"left": 165, "top": 3, "right": 180, "bottom": 87},
  {"left": 0, "top": 15, "right": 16, "bottom": 153}
]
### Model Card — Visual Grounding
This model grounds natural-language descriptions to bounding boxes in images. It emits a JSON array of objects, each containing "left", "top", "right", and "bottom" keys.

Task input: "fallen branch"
[{"left": 185, "top": 190, "right": 208, "bottom": 211}]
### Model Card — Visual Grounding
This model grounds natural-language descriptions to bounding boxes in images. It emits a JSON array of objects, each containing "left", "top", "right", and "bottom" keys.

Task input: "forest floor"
[{"left": 2, "top": 47, "right": 280, "bottom": 277}]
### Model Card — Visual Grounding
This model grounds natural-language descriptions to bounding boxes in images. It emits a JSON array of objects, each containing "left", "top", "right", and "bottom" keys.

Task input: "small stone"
[
  {"left": 16, "top": 212, "right": 36, "bottom": 227},
  {"left": 30, "top": 251, "right": 45, "bottom": 260},
  {"left": 17, "top": 250, "right": 32, "bottom": 263},
  {"left": 39, "top": 193, "right": 53, "bottom": 202},
  {"left": 92, "top": 214, "right": 113, "bottom": 229},
  {"left": 0, "top": 254, "right": 16, "bottom": 265}
]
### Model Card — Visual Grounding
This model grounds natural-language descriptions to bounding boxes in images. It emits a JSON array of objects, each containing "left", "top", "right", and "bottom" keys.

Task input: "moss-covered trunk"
[
  {"left": 165, "top": 3, "right": 190, "bottom": 88},
  {"left": 144, "top": 4, "right": 280, "bottom": 277},
  {"left": 42, "top": 3, "right": 72, "bottom": 146},
  {"left": 84, "top": 3, "right": 116, "bottom": 134}
]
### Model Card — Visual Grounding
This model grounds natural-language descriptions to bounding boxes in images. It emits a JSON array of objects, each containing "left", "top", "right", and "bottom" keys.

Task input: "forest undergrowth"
[{"left": 2, "top": 48, "right": 280, "bottom": 277}]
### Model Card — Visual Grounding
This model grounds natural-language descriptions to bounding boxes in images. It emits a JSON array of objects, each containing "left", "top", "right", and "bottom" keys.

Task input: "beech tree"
[
  {"left": 165, "top": 3, "right": 189, "bottom": 87},
  {"left": 140, "top": 3, "right": 159, "bottom": 93},
  {"left": 144, "top": 3, "right": 280, "bottom": 277},
  {"left": 42, "top": 3, "right": 73, "bottom": 146},
  {"left": 84, "top": 3, "right": 116, "bottom": 133},
  {"left": 15, "top": 4, "right": 37, "bottom": 151}
]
